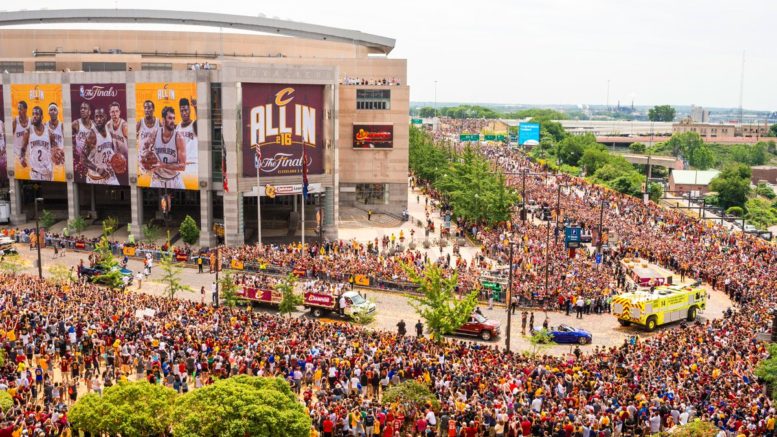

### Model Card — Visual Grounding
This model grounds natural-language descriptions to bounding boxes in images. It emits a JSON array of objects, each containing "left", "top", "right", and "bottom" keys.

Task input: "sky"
[{"left": 5, "top": 0, "right": 777, "bottom": 110}]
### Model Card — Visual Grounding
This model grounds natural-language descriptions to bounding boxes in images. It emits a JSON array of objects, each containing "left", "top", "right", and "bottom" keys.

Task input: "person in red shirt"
[
  {"left": 322, "top": 417, "right": 334, "bottom": 437},
  {"left": 521, "top": 417, "right": 532, "bottom": 436},
  {"left": 382, "top": 422, "right": 393, "bottom": 437},
  {"left": 464, "top": 421, "right": 478, "bottom": 437}
]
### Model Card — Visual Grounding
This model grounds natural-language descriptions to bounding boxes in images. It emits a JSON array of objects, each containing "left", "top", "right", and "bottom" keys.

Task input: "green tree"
[
  {"left": 159, "top": 251, "right": 192, "bottom": 299},
  {"left": 276, "top": 272, "right": 302, "bottom": 317},
  {"left": 665, "top": 132, "right": 702, "bottom": 158},
  {"left": 725, "top": 206, "right": 744, "bottom": 217},
  {"left": 67, "top": 216, "right": 87, "bottom": 235},
  {"left": 540, "top": 120, "right": 566, "bottom": 143},
  {"left": 750, "top": 142, "right": 769, "bottom": 165},
  {"left": 648, "top": 105, "right": 676, "bottom": 121},
  {"left": 769, "top": 124, "right": 777, "bottom": 137},
  {"left": 745, "top": 199, "right": 777, "bottom": 230},
  {"left": 756, "top": 183, "right": 776, "bottom": 199},
  {"left": 756, "top": 343, "right": 777, "bottom": 400},
  {"left": 142, "top": 223, "right": 162, "bottom": 242},
  {"left": 556, "top": 133, "right": 598, "bottom": 166},
  {"left": 687, "top": 143, "right": 715, "bottom": 170},
  {"left": 39, "top": 209, "right": 57, "bottom": 229},
  {"left": 418, "top": 106, "right": 437, "bottom": 118},
  {"left": 218, "top": 270, "right": 240, "bottom": 307},
  {"left": 0, "top": 254, "right": 30, "bottom": 276},
  {"left": 92, "top": 223, "right": 124, "bottom": 289},
  {"left": 382, "top": 380, "right": 440, "bottom": 411},
  {"left": 172, "top": 376, "right": 310, "bottom": 437},
  {"left": 69, "top": 381, "right": 177, "bottom": 436},
  {"left": 103, "top": 216, "right": 119, "bottom": 235},
  {"left": 402, "top": 262, "right": 478, "bottom": 341},
  {"left": 179, "top": 215, "right": 200, "bottom": 245},
  {"left": 528, "top": 328, "right": 554, "bottom": 356},
  {"left": 709, "top": 164, "right": 752, "bottom": 209},
  {"left": 579, "top": 147, "right": 611, "bottom": 175},
  {"left": 669, "top": 420, "right": 720, "bottom": 436},
  {"left": 628, "top": 142, "right": 646, "bottom": 153},
  {"left": 648, "top": 182, "right": 664, "bottom": 202}
]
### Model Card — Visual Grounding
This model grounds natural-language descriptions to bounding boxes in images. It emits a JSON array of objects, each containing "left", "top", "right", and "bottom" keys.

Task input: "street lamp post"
[
  {"left": 506, "top": 241, "right": 515, "bottom": 352},
  {"left": 597, "top": 197, "right": 607, "bottom": 254},
  {"left": 554, "top": 183, "right": 562, "bottom": 244},
  {"left": 34, "top": 197, "right": 44, "bottom": 279}
]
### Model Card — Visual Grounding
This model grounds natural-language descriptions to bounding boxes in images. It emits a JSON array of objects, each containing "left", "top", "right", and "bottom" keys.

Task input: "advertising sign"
[
  {"left": 70, "top": 84, "right": 129, "bottom": 186},
  {"left": 241, "top": 83, "right": 324, "bottom": 177},
  {"left": 0, "top": 87, "right": 5, "bottom": 182},
  {"left": 564, "top": 226, "right": 582, "bottom": 249},
  {"left": 353, "top": 124, "right": 393, "bottom": 149},
  {"left": 9, "top": 84, "right": 65, "bottom": 182},
  {"left": 518, "top": 122, "right": 541, "bottom": 145},
  {"left": 135, "top": 82, "right": 199, "bottom": 190}
]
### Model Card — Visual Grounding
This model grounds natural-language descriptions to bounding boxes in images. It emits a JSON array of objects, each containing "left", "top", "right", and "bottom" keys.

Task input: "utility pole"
[
  {"left": 643, "top": 155, "right": 652, "bottom": 205},
  {"left": 543, "top": 219, "right": 551, "bottom": 301},
  {"left": 506, "top": 242, "right": 514, "bottom": 352},
  {"left": 597, "top": 197, "right": 606, "bottom": 254},
  {"left": 554, "top": 183, "right": 562, "bottom": 243},
  {"left": 34, "top": 198, "right": 44, "bottom": 279},
  {"left": 521, "top": 168, "right": 527, "bottom": 222}
]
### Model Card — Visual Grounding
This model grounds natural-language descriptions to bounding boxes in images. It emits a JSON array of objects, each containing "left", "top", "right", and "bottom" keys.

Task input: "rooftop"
[{"left": 670, "top": 170, "right": 720, "bottom": 186}]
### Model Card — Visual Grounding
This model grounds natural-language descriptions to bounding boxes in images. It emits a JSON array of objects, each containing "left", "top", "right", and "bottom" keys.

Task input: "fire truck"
[{"left": 611, "top": 284, "right": 706, "bottom": 331}]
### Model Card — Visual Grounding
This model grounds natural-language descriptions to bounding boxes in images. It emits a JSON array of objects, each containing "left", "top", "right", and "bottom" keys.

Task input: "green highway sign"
[
  {"left": 411, "top": 118, "right": 423, "bottom": 125},
  {"left": 459, "top": 134, "right": 480, "bottom": 142}
]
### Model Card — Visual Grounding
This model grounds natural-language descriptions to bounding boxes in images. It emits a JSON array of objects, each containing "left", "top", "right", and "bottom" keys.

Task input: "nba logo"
[{"left": 79, "top": 86, "right": 85, "bottom": 98}]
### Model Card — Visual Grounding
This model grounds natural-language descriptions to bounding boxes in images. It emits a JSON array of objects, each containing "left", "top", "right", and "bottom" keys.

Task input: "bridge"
[
  {"left": 595, "top": 136, "right": 669, "bottom": 147},
  {"left": 619, "top": 153, "right": 684, "bottom": 170},
  {"left": 0, "top": 9, "right": 396, "bottom": 54}
]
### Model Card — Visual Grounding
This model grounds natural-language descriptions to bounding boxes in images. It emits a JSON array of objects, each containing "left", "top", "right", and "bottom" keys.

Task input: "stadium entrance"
[
  {"left": 242, "top": 184, "right": 325, "bottom": 244},
  {"left": 77, "top": 184, "right": 132, "bottom": 230},
  {"left": 140, "top": 188, "right": 200, "bottom": 240},
  {"left": 19, "top": 181, "right": 67, "bottom": 223}
]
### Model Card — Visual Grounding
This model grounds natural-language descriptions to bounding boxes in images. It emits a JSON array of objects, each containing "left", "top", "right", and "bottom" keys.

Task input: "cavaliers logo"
[
  {"left": 274, "top": 87, "right": 295, "bottom": 106},
  {"left": 29, "top": 86, "right": 44, "bottom": 101},
  {"left": 265, "top": 184, "right": 277, "bottom": 199},
  {"left": 157, "top": 84, "right": 175, "bottom": 101}
]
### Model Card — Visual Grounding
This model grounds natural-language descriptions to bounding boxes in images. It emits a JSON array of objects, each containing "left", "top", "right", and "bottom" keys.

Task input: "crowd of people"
[{"left": 1, "top": 140, "right": 776, "bottom": 435}]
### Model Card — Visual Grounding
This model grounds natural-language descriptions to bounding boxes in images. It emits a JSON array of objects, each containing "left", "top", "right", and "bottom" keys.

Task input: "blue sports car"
[{"left": 533, "top": 324, "right": 592, "bottom": 345}]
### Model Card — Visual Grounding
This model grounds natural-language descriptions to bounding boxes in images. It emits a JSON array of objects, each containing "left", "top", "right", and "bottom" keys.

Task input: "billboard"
[
  {"left": 0, "top": 86, "right": 5, "bottom": 182},
  {"left": 518, "top": 122, "right": 541, "bottom": 146},
  {"left": 353, "top": 124, "right": 394, "bottom": 149},
  {"left": 9, "top": 84, "right": 65, "bottom": 182},
  {"left": 135, "top": 82, "right": 199, "bottom": 190},
  {"left": 241, "top": 83, "right": 324, "bottom": 177},
  {"left": 71, "top": 84, "right": 129, "bottom": 186}
]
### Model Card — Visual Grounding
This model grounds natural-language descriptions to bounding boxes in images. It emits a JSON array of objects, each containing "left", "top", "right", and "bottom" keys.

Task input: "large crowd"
[{"left": 0, "top": 143, "right": 775, "bottom": 436}]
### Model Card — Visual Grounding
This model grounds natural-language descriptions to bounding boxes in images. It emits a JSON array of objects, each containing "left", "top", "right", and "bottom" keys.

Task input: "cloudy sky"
[{"left": 7, "top": 0, "right": 777, "bottom": 110}]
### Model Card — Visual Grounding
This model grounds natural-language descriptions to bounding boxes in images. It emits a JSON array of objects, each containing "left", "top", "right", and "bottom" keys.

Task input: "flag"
[
  {"left": 221, "top": 147, "right": 229, "bottom": 193},
  {"left": 302, "top": 145, "right": 309, "bottom": 199}
]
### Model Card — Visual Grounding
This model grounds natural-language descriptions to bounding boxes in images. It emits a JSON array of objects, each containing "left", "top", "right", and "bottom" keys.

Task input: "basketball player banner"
[
  {"left": 0, "top": 86, "right": 6, "bottom": 182},
  {"left": 70, "top": 83, "right": 129, "bottom": 186},
  {"left": 241, "top": 83, "right": 324, "bottom": 177},
  {"left": 135, "top": 82, "right": 199, "bottom": 190},
  {"left": 9, "top": 84, "right": 65, "bottom": 182}
]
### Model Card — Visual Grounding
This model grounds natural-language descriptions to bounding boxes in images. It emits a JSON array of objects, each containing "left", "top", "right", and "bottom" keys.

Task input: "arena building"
[{"left": 0, "top": 9, "right": 408, "bottom": 246}]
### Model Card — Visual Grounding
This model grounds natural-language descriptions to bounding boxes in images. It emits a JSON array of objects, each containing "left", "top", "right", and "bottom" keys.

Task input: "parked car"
[
  {"left": 533, "top": 324, "right": 592, "bottom": 345},
  {"left": 0, "top": 237, "right": 17, "bottom": 254},
  {"left": 453, "top": 312, "right": 501, "bottom": 341}
]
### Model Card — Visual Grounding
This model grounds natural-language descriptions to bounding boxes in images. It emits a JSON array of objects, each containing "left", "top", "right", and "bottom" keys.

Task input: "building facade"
[{"left": 0, "top": 10, "right": 409, "bottom": 246}]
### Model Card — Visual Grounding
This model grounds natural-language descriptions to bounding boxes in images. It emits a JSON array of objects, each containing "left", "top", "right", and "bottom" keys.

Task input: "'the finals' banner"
[
  {"left": 71, "top": 84, "right": 129, "bottom": 186},
  {"left": 10, "top": 84, "right": 65, "bottom": 182},
  {"left": 135, "top": 82, "right": 199, "bottom": 190},
  {"left": 241, "top": 84, "right": 324, "bottom": 177}
]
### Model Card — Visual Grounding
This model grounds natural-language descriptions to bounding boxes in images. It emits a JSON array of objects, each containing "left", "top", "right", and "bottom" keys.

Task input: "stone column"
[
  {"left": 196, "top": 73, "right": 215, "bottom": 246},
  {"left": 9, "top": 179, "right": 25, "bottom": 224},
  {"left": 130, "top": 186, "right": 143, "bottom": 237},
  {"left": 221, "top": 78, "right": 243, "bottom": 246}
]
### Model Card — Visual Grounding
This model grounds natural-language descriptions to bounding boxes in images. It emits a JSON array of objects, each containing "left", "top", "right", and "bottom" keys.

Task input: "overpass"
[
  {"left": 619, "top": 153, "right": 684, "bottom": 170},
  {"left": 596, "top": 135, "right": 669, "bottom": 147},
  {"left": 0, "top": 9, "right": 396, "bottom": 54}
]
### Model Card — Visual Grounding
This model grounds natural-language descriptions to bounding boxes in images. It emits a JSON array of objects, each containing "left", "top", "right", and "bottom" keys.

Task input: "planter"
[
  {"left": 408, "top": 242, "right": 417, "bottom": 250},
  {"left": 422, "top": 240, "right": 431, "bottom": 249}
]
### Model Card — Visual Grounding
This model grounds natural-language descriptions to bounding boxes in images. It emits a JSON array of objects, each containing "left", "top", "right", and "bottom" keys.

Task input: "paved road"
[{"left": 14, "top": 243, "right": 733, "bottom": 356}]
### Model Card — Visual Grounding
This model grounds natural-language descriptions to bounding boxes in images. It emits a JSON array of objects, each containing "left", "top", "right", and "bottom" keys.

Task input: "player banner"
[
  {"left": 0, "top": 86, "right": 6, "bottom": 183},
  {"left": 9, "top": 84, "right": 65, "bottom": 182},
  {"left": 241, "top": 83, "right": 324, "bottom": 177},
  {"left": 71, "top": 83, "right": 129, "bottom": 186},
  {"left": 353, "top": 124, "right": 394, "bottom": 149},
  {"left": 135, "top": 82, "right": 199, "bottom": 190}
]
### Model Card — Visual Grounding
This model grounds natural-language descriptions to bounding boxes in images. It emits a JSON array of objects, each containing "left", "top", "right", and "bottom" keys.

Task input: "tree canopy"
[
  {"left": 69, "top": 381, "right": 177, "bottom": 436},
  {"left": 709, "top": 163, "right": 752, "bottom": 209},
  {"left": 172, "top": 376, "right": 310, "bottom": 437},
  {"left": 648, "top": 105, "right": 676, "bottom": 121},
  {"left": 402, "top": 262, "right": 479, "bottom": 340}
]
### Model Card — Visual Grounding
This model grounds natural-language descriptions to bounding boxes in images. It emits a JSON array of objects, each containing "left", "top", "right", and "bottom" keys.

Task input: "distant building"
[
  {"left": 673, "top": 119, "right": 735, "bottom": 138},
  {"left": 669, "top": 170, "right": 720, "bottom": 195},
  {"left": 690, "top": 105, "right": 710, "bottom": 123},
  {"left": 751, "top": 166, "right": 777, "bottom": 185}
]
